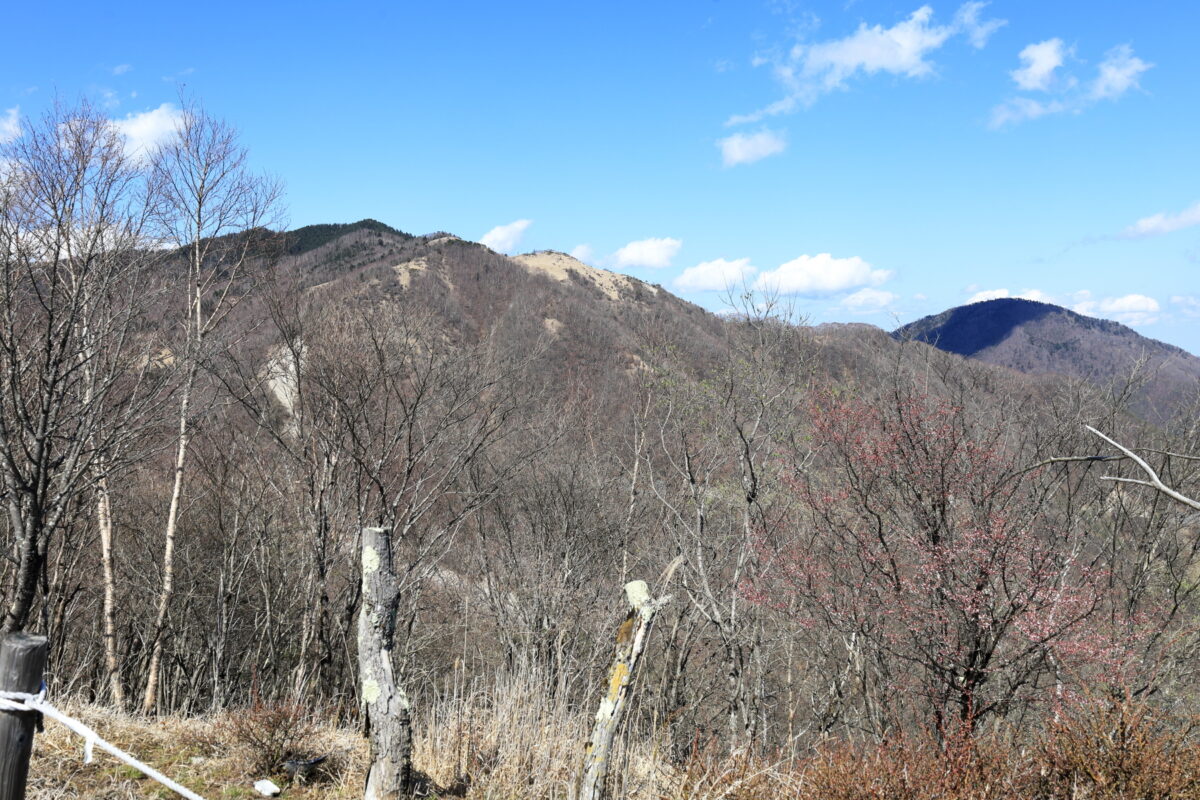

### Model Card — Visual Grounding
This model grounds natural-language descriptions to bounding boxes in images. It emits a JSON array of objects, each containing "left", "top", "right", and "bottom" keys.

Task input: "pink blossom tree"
[{"left": 754, "top": 390, "right": 1113, "bottom": 735}]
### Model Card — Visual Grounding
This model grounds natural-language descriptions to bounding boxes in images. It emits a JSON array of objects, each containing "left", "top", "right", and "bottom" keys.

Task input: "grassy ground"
[
  {"left": 27, "top": 687, "right": 1200, "bottom": 799},
  {"left": 30, "top": 704, "right": 368, "bottom": 799}
]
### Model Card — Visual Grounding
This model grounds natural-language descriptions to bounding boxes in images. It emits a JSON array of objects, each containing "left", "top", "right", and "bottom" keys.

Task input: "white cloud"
[
  {"left": 729, "top": 3, "right": 1005, "bottom": 123},
  {"left": 1122, "top": 201, "right": 1200, "bottom": 238},
  {"left": 718, "top": 129, "right": 786, "bottom": 166},
  {"left": 802, "top": 6, "right": 954, "bottom": 87},
  {"left": 569, "top": 244, "right": 594, "bottom": 262},
  {"left": 112, "top": 64, "right": 132, "bottom": 76},
  {"left": 1016, "top": 288, "right": 1055, "bottom": 303},
  {"left": 1074, "top": 293, "right": 1160, "bottom": 326},
  {"left": 966, "top": 288, "right": 1054, "bottom": 304},
  {"left": 479, "top": 219, "right": 532, "bottom": 253},
  {"left": 954, "top": 1, "right": 1006, "bottom": 49},
  {"left": 112, "top": 103, "right": 183, "bottom": 159},
  {"left": 1011, "top": 39, "right": 1065, "bottom": 91},
  {"left": 612, "top": 237, "right": 682, "bottom": 269},
  {"left": 753, "top": 253, "right": 890, "bottom": 296},
  {"left": 967, "top": 288, "right": 1012, "bottom": 303},
  {"left": 991, "top": 42, "right": 1151, "bottom": 128},
  {"left": 841, "top": 287, "right": 898, "bottom": 311},
  {"left": 1171, "top": 295, "right": 1200, "bottom": 318},
  {"left": 1090, "top": 44, "right": 1152, "bottom": 100},
  {"left": 989, "top": 97, "right": 1068, "bottom": 127},
  {"left": 674, "top": 258, "right": 757, "bottom": 292},
  {"left": 0, "top": 107, "right": 19, "bottom": 144}
]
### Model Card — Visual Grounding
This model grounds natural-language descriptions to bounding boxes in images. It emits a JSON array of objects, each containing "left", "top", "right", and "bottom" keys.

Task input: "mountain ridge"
[
  {"left": 248, "top": 222, "right": 1197, "bottom": 422},
  {"left": 893, "top": 297, "right": 1200, "bottom": 419}
]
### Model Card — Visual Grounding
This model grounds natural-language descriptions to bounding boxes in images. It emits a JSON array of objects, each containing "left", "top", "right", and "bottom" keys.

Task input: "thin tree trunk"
[
  {"left": 97, "top": 476, "right": 125, "bottom": 710},
  {"left": 141, "top": 373, "right": 193, "bottom": 715}
]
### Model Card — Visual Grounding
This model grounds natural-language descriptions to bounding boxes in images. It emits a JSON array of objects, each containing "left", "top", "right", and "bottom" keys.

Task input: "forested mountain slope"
[{"left": 894, "top": 297, "right": 1200, "bottom": 418}]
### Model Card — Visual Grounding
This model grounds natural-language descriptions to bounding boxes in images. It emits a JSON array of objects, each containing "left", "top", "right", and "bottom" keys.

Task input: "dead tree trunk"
[
  {"left": 358, "top": 526, "right": 413, "bottom": 800},
  {"left": 577, "top": 580, "right": 670, "bottom": 800}
]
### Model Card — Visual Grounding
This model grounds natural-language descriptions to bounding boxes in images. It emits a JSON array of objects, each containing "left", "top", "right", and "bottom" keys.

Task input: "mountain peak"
[
  {"left": 893, "top": 298, "right": 1200, "bottom": 419},
  {"left": 894, "top": 298, "right": 1125, "bottom": 357}
]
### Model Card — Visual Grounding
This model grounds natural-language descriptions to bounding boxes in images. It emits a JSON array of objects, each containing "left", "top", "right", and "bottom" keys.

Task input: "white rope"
[{"left": 0, "top": 688, "right": 208, "bottom": 800}]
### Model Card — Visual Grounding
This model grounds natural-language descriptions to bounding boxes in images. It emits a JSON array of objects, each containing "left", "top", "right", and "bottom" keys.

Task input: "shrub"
[
  {"left": 214, "top": 699, "right": 321, "bottom": 776},
  {"left": 1035, "top": 694, "right": 1200, "bottom": 799}
]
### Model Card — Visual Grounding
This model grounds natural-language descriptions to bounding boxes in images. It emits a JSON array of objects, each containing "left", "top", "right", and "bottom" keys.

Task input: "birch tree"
[
  {"left": 0, "top": 102, "right": 163, "bottom": 635},
  {"left": 139, "top": 101, "right": 281, "bottom": 714}
]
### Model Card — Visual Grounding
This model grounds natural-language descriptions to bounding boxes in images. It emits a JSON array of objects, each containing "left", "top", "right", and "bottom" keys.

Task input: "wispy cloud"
[
  {"left": 674, "top": 258, "right": 757, "bottom": 292},
  {"left": 1011, "top": 39, "right": 1067, "bottom": 91},
  {"left": 841, "top": 287, "right": 898, "bottom": 312},
  {"left": 569, "top": 244, "right": 594, "bottom": 263},
  {"left": 991, "top": 42, "right": 1151, "bottom": 128},
  {"left": 612, "top": 237, "right": 682, "bottom": 269},
  {"left": 162, "top": 67, "right": 196, "bottom": 83},
  {"left": 729, "top": 3, "right": 1004, "bottom": 124},
  {"left": 1090, "top": 44, "right": 1152, "bottom": 100},
  {"left": 754, "top": 253, "right": 890, "bottom": 295},
  {"left": 1074, "top": 293, "right": 1160, "bottom": 326},
  {"left": 0, "top": 107, "right": 20, "bottom": 144},
  {"left": 1171, "top": 295, "right": 1200, "bottom": 318},
  {"left": 112, "top": 103, "right": 182, "bottom": 159},
  {"left": 1121, "top": 201, "right": 1200, "bottom": 238},
  {"left": 112, "top": 64, "right": 133, "bottom": 76},
  {"left": 718, "top": 129, "right": 787, "bottom": 166},
  {"left": 966, "top": 288, "right": 1054, "bottom": 304},
  {"left": 479, "top": 219, "right": 532, "bottom": 253}
]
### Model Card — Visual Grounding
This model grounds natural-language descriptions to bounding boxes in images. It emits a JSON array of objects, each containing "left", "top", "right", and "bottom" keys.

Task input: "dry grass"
[
  {"left": 26, "top": 686, "right": 1200, "bottom": 799},
  {"left": 29, "top": 702, "right": 366, "bottom": 799}
]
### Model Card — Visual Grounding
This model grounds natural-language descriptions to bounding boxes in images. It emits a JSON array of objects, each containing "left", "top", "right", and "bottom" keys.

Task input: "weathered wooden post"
[
  {"left": 358, "top": 526, "right": 414, "bottom": 800},
  {"left": 0, "top": 634, "right": 49, "bottom": 800},
  {"left": 577, "top": 580, "right": 670, "bottom": 800}
]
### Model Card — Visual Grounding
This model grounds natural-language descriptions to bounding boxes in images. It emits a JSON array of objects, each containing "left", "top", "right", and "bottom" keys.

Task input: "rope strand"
[{"left": 0, "top": 689, "right": 208, "bottom": 800}]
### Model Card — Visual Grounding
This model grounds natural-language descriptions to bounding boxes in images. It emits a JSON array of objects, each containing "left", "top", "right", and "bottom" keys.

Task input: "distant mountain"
[
  {"left": 176, "top": 221, "right": 1194, "bottom": 427},
  {"left": 893, "top": 298, "right": 1200, "bottom": 418}
]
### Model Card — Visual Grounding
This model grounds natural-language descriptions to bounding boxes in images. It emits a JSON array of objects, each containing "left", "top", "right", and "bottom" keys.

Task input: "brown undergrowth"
[{"left": 27, "top": 688, "right": 1200, "bottom": 799}]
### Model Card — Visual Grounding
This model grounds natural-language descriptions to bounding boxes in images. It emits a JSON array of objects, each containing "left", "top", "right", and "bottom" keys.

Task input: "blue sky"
[{"left": 4, "top": 1, "right": 1198, "bottom": 352}]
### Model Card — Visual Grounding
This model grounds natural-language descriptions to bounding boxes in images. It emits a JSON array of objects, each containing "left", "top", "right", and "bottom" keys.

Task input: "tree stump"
[{"left": 358, "top": 526, "right": 414, "bottom": 800}]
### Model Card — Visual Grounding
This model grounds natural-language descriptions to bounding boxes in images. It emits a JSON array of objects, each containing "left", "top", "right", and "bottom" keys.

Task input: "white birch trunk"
[
  {"left": 140, "top": 373, "right": 193, "bottom": 715},
  {"left": 97, "top": 476, "right": 125, "bottom": 710}
]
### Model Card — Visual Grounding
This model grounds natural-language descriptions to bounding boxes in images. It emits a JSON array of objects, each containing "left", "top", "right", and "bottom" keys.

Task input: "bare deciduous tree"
[
  {"left": 0, "top": 103, "right": 164, "bottom": 637},
  {"left": 140, "top": 101, "right": 282, "bottom": 715}
]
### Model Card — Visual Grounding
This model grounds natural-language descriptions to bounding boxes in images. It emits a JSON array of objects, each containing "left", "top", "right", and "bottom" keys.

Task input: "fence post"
[{"left": 0, "top": 633, "right": 49, "bottom": 800}]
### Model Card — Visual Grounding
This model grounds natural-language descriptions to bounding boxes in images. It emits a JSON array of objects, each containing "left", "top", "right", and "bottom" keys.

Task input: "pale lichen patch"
[{"left": 362, "top": 545, "right": 380, "bottom": 574}]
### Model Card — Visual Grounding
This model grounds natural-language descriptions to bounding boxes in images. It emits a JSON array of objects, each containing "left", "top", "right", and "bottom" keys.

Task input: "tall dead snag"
[
  {"left": 578, "top": 580, "right": 670, "bottom": 800},
  {"left": 359, "top": 526, "right": 414, "bottom": 799}
]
